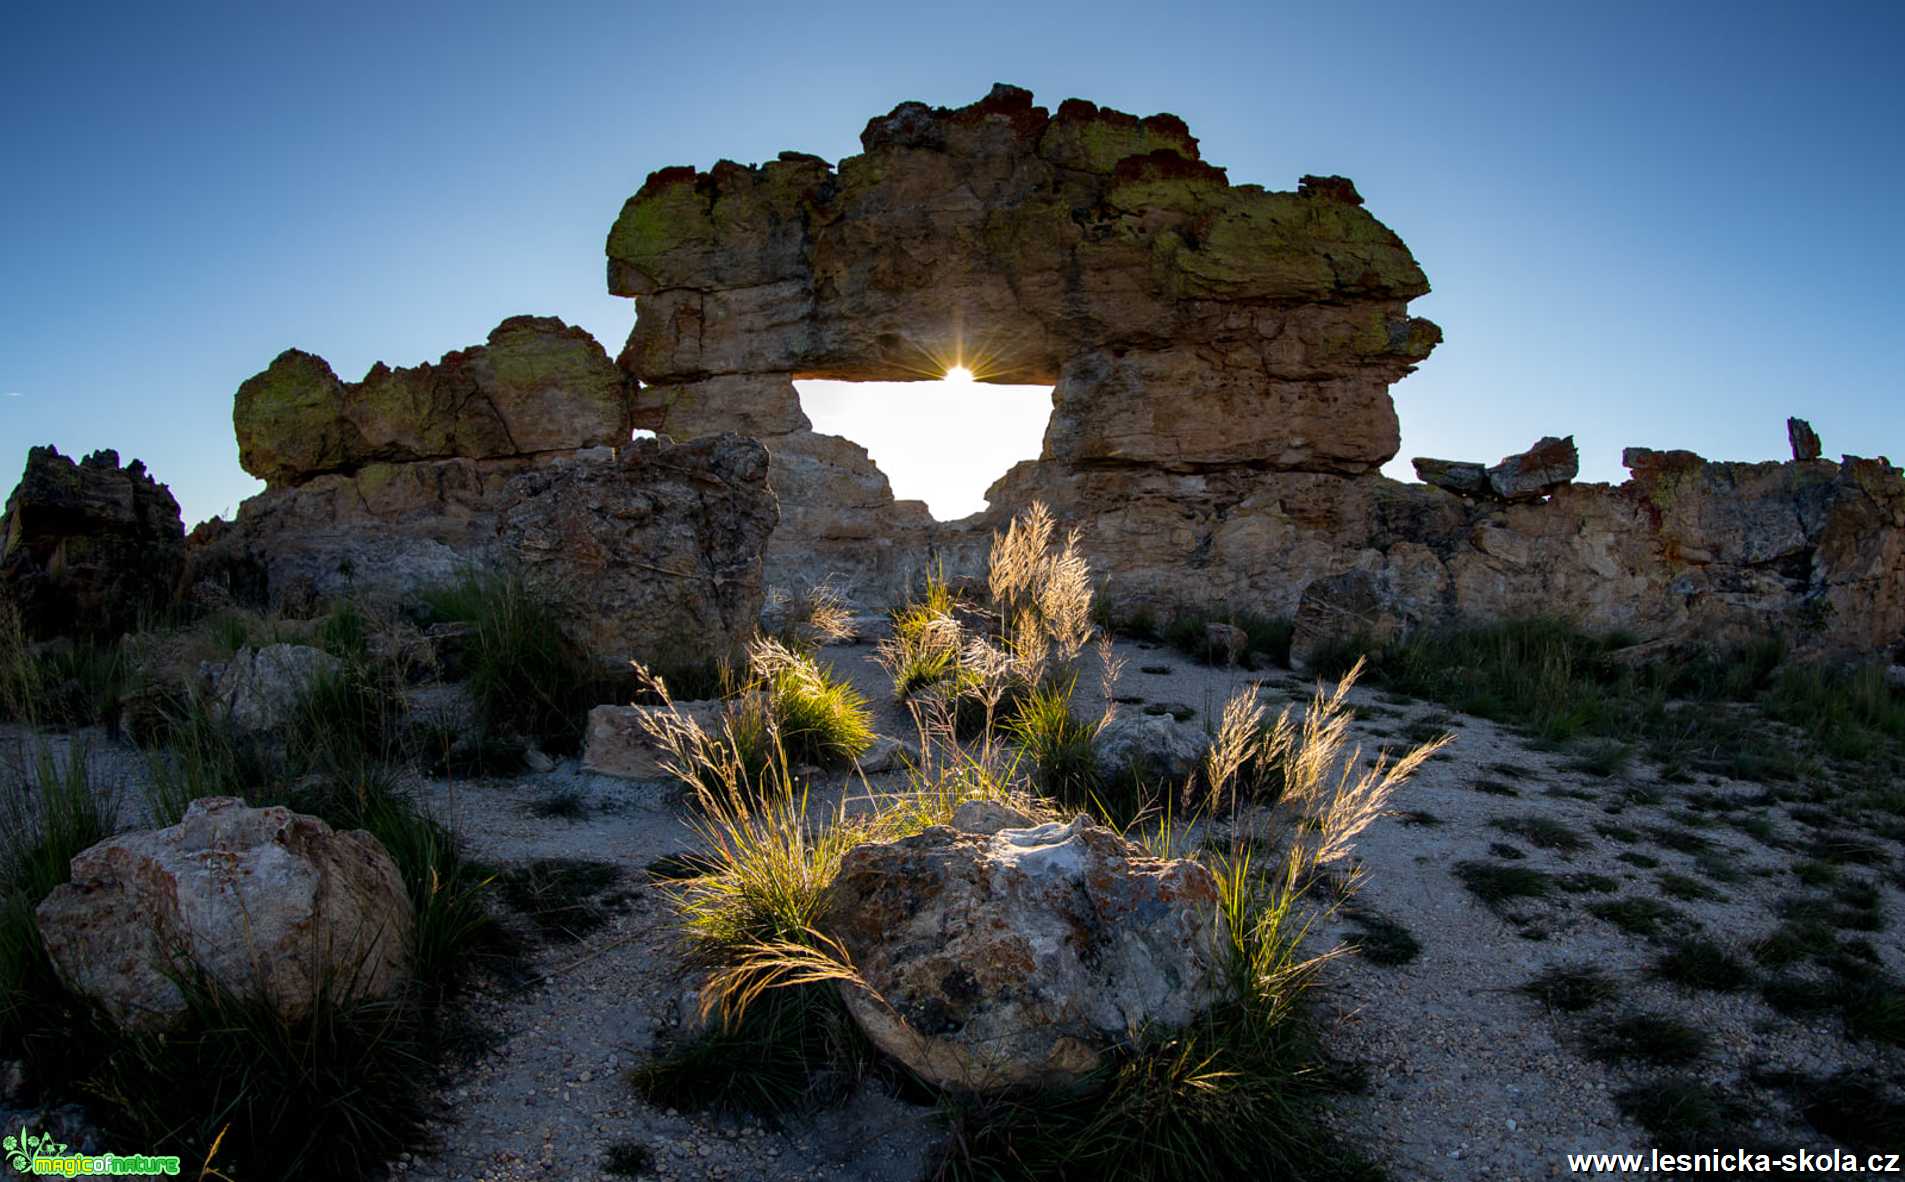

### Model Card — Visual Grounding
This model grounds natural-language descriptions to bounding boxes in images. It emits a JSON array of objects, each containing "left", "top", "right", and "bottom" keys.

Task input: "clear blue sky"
[{"left": 4, "top": 0, "right": 1899, "bottom": 526}]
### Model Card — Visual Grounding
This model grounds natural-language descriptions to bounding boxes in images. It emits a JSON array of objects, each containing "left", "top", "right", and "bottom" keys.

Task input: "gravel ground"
[{"left": 5, "top": 633, "right": 1900, "bottom": 1180}]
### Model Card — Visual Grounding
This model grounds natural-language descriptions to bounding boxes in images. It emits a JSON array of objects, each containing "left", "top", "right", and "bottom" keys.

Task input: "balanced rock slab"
[
  {"left": 36, "top": 797, "right": 414, "bottom": 1033},
  {"left": 823, "top": 813, "right": 1229, "bottom": 1090}
]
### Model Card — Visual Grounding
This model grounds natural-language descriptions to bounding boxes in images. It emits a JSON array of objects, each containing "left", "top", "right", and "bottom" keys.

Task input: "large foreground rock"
[
  {"left": 0, "top": 446, "right": 185, "bottom": 639},
  {"left": 823, "top": 812, "right": 1229, "bottom": 1090},
  {"left": 36, "top": 797, "right": 414, "bottom": 1034}
]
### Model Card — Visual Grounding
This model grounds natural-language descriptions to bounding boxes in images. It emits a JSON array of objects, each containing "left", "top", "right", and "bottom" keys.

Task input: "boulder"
[
  {"left": 823, "top": 814, "right": 1229, "bottom": 1090},
  {"left": 1412, "top": 436, "right": 1578, "bottom": 503},
  {"left": 35, "top": 797, "right": 414, "bottom": 1033},
  {"left": 0, "top": 446, "right": 185, "bottom": 639},
  {"left": 1886, "top": 665, "right": 1904, "bottom": 692},
  {"left": 1204, "top": 622, "right": 1248, "bottom": 665},
  {"left": 213, "top": 643, "right": 343, "bottom": 737},
  {"left": 582, "top": 700, "right": 726, "bottom": 781},
  {"left": 500, "top": 433, "right": 776, "bottom": 670},
  {"left": 1093, "top": 712, "right": 1210, "bottom": 786},
  {"left": 1788, "top": 416, "right": 1822, "bottom": 462}
]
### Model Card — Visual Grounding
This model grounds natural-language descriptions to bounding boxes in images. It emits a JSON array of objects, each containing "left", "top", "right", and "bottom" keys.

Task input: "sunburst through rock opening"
[{"left": 795, "top": 377, "right": 1053, "bottom": 522}]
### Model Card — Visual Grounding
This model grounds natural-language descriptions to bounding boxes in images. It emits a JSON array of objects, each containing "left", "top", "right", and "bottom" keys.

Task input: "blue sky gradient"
[{"left": 4, "top": 0, "right": 1899, "bottom": 525}]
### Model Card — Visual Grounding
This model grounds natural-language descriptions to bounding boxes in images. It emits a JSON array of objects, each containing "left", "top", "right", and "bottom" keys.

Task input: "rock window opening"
[{"left": 795, "top": 377, "right": 1054, "bottom": 522}]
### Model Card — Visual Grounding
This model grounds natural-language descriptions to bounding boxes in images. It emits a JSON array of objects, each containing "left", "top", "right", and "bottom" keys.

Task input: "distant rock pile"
[{"left": 0, "top": 446, "right": 185, "bottom": 639}]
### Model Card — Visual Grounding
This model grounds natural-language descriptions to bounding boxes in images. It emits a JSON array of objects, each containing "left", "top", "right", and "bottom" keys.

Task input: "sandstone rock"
[
  {"left": 856, "top": 735, "right": 918, "bottom": 775},
  {"left": 947, "top": 798, "right": 1036, "bottom": 834},
  {"left": 823, "top": 815, "right": 1229, "bottom": 1089},
  {"left": 1411, "top": 458, "right": 1490, "bottom": 499},
  {"left": 1788, "top": 417, "right": 1822, "bottom": 462},
  {"left": 234, "top": 316, "right": 629, "bottom": 487},
  {"left": 582, "top": 700, "right": 726, "bottom": 781},
  {"left": 36, "top": 797, "right": 414, "bottom": 1033},
  {"left": 213, "top": 644, "right": 343, "bottom": 736},
  {"left": 606, "top": 84, "right": 1437, "bottom": 601},
  {"left": 1885, "top": 665, "right": 1904, "bottom": 692},
  {"left": 1094, "top": 712, "right": 1210, "bottom": 785},
  {"left": 0, "top": 446, "right": 185, "bottom": 639},
  {"left": 499, "top": 434, "right": 775, "bottom": 670},
  {"left": 1487, "top": 436, "right": 1578, "bottom": 501},
  {"left": 1204, "top": 622, "right": 1248, "bottom": 665}
]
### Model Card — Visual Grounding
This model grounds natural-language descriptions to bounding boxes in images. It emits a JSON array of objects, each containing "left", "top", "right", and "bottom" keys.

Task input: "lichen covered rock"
[
  {"left": 823, "top": 813, "right": 1229, "bottom": 1090},
  {"left": 235, "top": 315, "right": 629, "bottom": 486}
]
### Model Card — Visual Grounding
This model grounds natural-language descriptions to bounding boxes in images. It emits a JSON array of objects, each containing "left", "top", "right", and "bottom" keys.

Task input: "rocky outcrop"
[
  {"left": 36, "top": 797, "right": 414, "bottom": 1033},
  {"left": 195, "top": 314, "right": 777, "bottom": 667},
  {"left": 0, "top": 447, "right": 185, "bottom": 639},
  {"left": 235, "top": 316, "right": 629, "bottom": 486},
  {"left": 823, "top": 811, "right": 1229, "bottom": 1090},
  {"left": 604, "top": 85, "right": 1905, "bottom": 660},
  {"left": 607, "top": 85, "right": 1436, "bottom": 604},
  {"left": 1094, "top": 712, "right": 1211, "bottom": 785},
  {"left": 1787, "top": 417, "right": 1822, "bottom": 462}
]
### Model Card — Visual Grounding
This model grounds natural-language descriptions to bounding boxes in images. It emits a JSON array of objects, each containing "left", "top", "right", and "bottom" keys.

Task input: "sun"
[{"left": 944, "top": 364, "right": 974, "bottom": 383}]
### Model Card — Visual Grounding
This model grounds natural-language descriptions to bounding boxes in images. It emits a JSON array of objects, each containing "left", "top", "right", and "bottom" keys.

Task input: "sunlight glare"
[{"left": 944, "top": 365, "right": 974, "bottom": 383}]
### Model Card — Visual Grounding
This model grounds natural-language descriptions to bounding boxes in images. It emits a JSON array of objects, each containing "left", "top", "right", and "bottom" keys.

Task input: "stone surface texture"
[
  {"left": 0, "top": 447, "right": 185, "bottom": 638},
  {"left": 35, "top": 797, "right": 414, "bottom": 1034},
  {"left": 582, "top": 700, "right": 726, "bottom": 780},
  {"left": 823, "top": 812, "right": 1229, "bottom": 1090},
  {"left": 213, "top": 643, "right": 344, "bottom": 736},
  {"left": 604, "top": 84, "right": 1903, "bottom": 658}
]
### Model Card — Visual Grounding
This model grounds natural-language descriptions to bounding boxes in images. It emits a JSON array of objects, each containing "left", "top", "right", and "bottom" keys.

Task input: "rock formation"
[
  {"left": 36, "top": 797, "right": 414, "bottom": 1033},
  {"left": 1788, "top": 417, "right": 1822, "bottom": 462},
  {"left": 0, "top": 446, "right": 185, "bottom": 638},
  {"left": 606, "top": 84, "right": 1436, "bottom": 604},
  {"left": 603, "top": 84, "right": 1905, "bottom": 660},
  {"left": 192, "top": 312, "right": 777, "bottom": 669},
  {"left": 823, "top": 809, "right": 1229, "bottom": 1090}
]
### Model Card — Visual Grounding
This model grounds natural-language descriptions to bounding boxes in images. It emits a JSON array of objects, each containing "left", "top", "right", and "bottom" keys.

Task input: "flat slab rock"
[
  {"left": 35, "top": 796, "right": 414, "bottom": 1033},
  {"left": 823, "top": 805, "right": 1230, "bottom": 1090},
  {"left": 581, "top": 701, "right": 724, "bottom": 780}
]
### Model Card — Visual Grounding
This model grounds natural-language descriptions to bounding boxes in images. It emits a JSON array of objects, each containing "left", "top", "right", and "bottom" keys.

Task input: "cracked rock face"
[{"left": 823, "top": 813, "right": 1229, "bottom": 1091}]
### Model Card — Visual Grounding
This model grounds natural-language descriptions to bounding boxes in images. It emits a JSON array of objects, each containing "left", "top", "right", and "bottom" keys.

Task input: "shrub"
[{"left": 421, "top": 571, "right": 593, "bottom": 751}]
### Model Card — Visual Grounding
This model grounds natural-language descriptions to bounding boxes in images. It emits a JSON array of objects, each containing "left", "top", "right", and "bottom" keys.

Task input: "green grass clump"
[
  {"left": 1488, "top": 815, "right": 1589, "bottom": 853},
  {"left": 1656, "top": 872, "right": 1722, "bottom": 902},
  {"left": 1590, "top": 1012, "right": 1709, "bottom": 1065},
  {"left": 1007, "top": 677, "right": 1101, "bottom": 805},
  {"left": 421, "top": 571, "right": 594, "bottom": 751},
  {"left": 1452, "top": 861, "right": 1552, "bottom": 904},
  {"left": 1160, "top": 609, "right": 1293, "bottom": 669},
  {"left": 1520, "top": 964, "right": 1618, "bottom": 1012},
  {"left": 756, "top": 642, "right": 874, "bottom": 768},
  {"left": 1587, "top": 897, "right": 1687, "bottom": 939},
  {"left": 1613, "top": 1077, "right": 1742, "bottom": 1152},
  {"left": 885, "top": 572, "right": 964, "bottom": 699},
  {"left": 1652, "top": 937, "right": 1753, "bottom": 992},
  {"left": 495, "top": 859, "right": 624, "bottom": 944}
]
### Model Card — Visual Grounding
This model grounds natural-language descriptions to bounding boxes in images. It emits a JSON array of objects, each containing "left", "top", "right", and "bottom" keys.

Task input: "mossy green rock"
[{"left": 233, "top": 316, "right": 629, "bottom": 486}]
